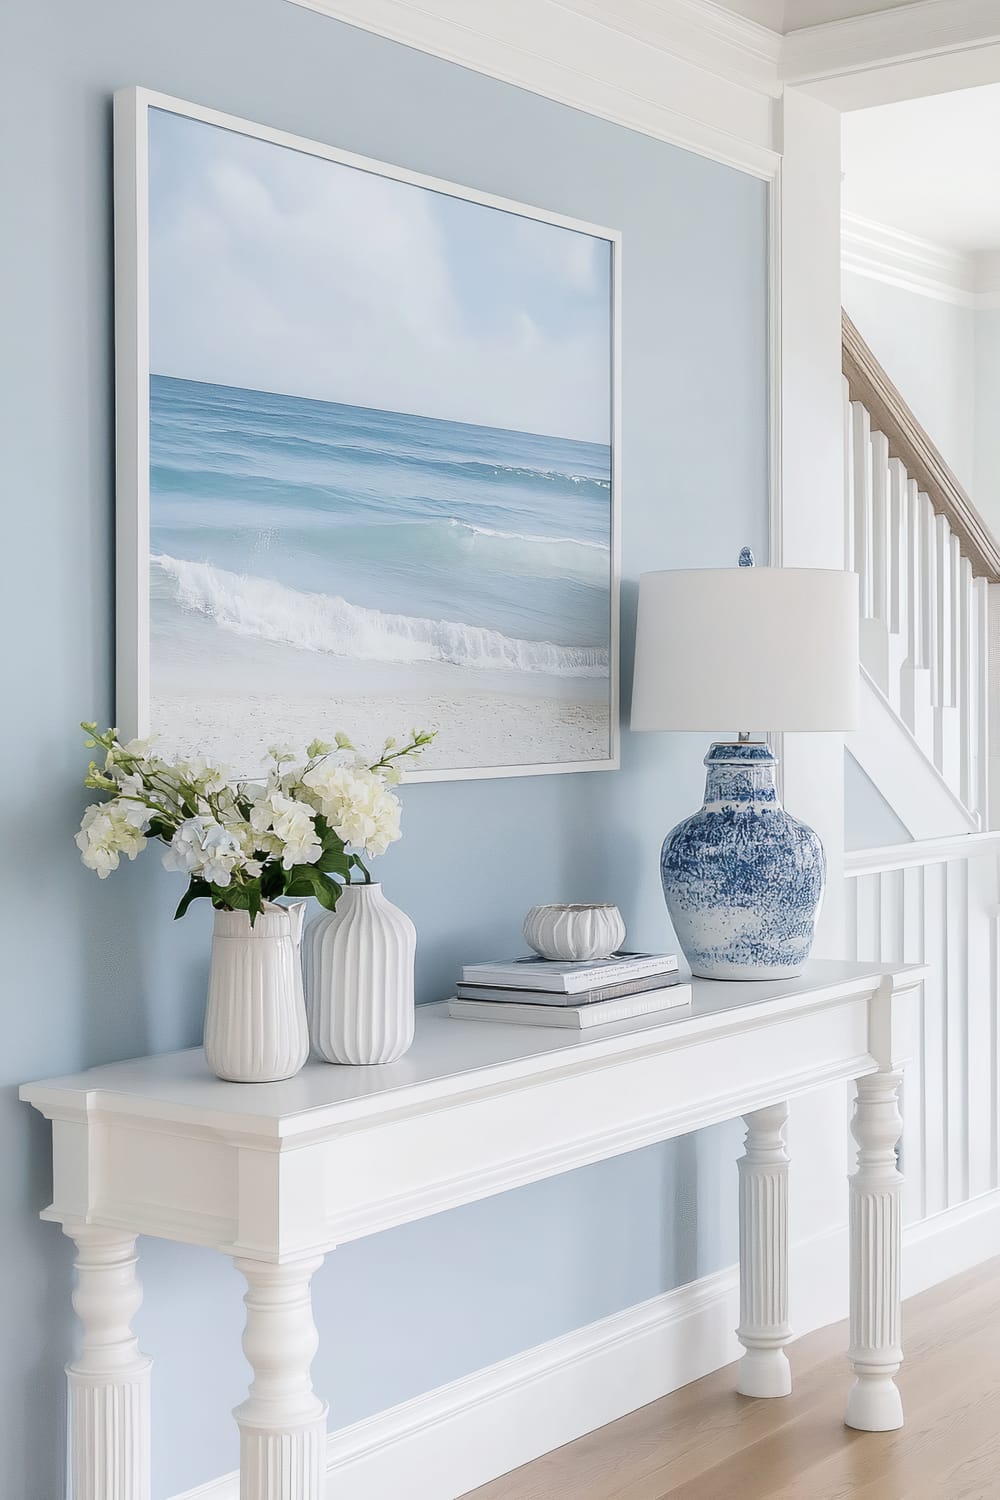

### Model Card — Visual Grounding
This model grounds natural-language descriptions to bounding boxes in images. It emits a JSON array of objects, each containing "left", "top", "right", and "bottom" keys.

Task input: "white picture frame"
[{"left": 114, "top": 86, "right": 621, "bottom": 783}]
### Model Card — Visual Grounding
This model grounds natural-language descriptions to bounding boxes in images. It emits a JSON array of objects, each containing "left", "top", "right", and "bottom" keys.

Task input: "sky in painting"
[{"left": 148, "top": 108, "right": 613, "bottom": 444}]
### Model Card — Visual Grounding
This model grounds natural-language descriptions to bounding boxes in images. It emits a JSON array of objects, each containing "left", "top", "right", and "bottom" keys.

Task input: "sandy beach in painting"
[{"left": 152, "top": 690, "right": 609, "bottom": 776}]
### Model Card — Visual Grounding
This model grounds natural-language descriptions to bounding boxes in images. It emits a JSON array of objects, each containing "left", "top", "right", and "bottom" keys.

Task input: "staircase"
[
  {"left": 843, "top": 310, "right": 998, "bottom": 837},
  {"left": 841, "top": 309, "right": 1000, "bottom": 1252}
]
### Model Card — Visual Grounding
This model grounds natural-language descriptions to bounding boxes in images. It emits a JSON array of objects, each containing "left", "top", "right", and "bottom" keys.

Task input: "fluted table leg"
[
  {"left": 736, "top": 1101, "right": 792, "bottom": 1398},
  {"left": 64, "top": 1222, "right": 152, "bottom": 1500},
  {"left": 233, "top": 1255, "right": 329, "bottom": 1499},
  {"left": 846, "top": 1069, "right": 904, "bottom": 1431}
]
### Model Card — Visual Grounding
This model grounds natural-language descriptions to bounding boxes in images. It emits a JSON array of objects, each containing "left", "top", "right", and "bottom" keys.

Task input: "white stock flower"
[
  {"left": 75, "top": 800, "right": 149, "bottom": 879},
  {"left": 120, "top": 736, "right": 156, "bottom": 758},
  {"left": 301, "top": 763, "right": 402, "bottom": 858},
  {"left": 249, "top": 791, "right": 322, "bottom": 870}
]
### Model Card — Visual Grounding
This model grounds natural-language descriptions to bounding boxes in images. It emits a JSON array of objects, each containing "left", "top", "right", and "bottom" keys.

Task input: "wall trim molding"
[
  {"left": 169, "top": 1197, "right": 997, "bottom": 1500},
  {"left": 841, "top": 211, "right": 978, "bottom": 307},
  {"left": 903, "top": 1187, "right": 1000, "bottom": 1298},
  {"left": 287, "top": 0, "right": 782, "bottom": 179},
  {"left": 289, "top": 0, "right": 1000, "bottom": 152},
  {"left": 845, "top": 830, "right": 1000, "bottom": 877}
]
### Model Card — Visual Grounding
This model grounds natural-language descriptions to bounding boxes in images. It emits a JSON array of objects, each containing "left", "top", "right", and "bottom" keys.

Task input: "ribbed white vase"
[
  {"left": 523, "top": 903, "right": 626, "bottom": 961},
  {"left": 203, "top": 902, "right": 310, "bottom": 1083},
  {"left": 305, "top": 883, "right": 416, "bottom": 1065}
]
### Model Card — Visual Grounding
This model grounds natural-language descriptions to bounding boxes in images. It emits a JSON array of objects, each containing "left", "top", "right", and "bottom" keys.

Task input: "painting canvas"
[{"left": 116, "top": 91, "right": 620, "bottom": 780}]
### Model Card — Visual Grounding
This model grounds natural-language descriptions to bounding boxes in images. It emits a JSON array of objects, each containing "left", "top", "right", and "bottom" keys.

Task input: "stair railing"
[{"left": 842, "top": 310, "right": 1000, "bottom": 830}]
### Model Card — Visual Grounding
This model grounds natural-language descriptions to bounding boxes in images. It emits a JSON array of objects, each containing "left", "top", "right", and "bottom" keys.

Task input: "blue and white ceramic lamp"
[{"left": 630, "top": 553, "right": 859, "bottom": 981}]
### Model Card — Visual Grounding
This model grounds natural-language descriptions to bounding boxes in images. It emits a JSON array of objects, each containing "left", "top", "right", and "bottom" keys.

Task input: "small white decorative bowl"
[{"left": 523, "top": 904, "right": 626, "bottom": 962}]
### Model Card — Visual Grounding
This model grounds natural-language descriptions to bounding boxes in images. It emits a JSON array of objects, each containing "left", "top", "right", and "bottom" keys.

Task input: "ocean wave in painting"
[
  {"left": 152, "top": 553, "right": 610, "bottom": 676},
  {"left": 150, "top": 374, "right": 613, "bottom": 673}
]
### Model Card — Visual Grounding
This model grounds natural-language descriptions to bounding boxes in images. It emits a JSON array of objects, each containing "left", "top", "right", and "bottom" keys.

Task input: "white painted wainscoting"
[{"left": 846, "top": 834, "right": 1000, "bottom": 1289}]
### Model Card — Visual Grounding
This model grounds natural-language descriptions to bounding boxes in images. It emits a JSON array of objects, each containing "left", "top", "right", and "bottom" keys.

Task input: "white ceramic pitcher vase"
[{"left": 203, "top": 901, "right": 310, "bottom": 1083}]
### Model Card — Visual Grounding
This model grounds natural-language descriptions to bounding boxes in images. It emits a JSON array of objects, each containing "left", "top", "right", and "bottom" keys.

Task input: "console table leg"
[
  {"left": 736, "top": 1101, "right": 792, "bottom": 1398},
  {"left": 64, "top": 1222, "right": 152, "bottom": 1500},
  {"left": 233, "top": 1256, "right": 329, "bottom": 1500},
  {"left": 846, "top": 1069, "right": 904, "bottom": 1431}
]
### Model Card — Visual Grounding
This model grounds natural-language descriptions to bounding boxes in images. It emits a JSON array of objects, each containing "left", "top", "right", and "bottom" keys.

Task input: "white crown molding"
[
  {"left": 287, "top": 0, "right": 781, "bottom": 178},
  {"left": 288, "top": 0, "right": 1000, "bottom": 174},
  {"left": 973, "top": 249, "right": 1000, "bottom": 308},
  {"left": 782, "top": 0, "right": 1000, "bottom": 84},
  {"left": 841, "top": 211, "right": 1000, "bottom": 307},
  {"left": 552, "top": 0, "right": 782, "bottom": 96},
  {"left": 841, "top": 211, "right": 978, "bottom": 305}
]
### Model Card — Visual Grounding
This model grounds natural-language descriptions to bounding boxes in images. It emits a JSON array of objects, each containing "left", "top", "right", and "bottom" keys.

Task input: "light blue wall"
[{"left": 1, "top": 3, "right": 769, "bottom": 1495}]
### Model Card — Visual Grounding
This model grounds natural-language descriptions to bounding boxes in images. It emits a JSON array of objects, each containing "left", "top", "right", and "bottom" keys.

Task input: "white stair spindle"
[
  {"left": 975, "top": 577, "right": 990, "bottom": 828},
  {"left": 958, "top": 556, "right": 976, "bottom": 818},
  {"left": 844, "top": 377, "right": 855, "bottom": 573},
  {"left": 852, "top": 403, "right": 875, "bottom": 621},
  {"left": 871, "top": 431, "right": 891, "bottom": 628}
]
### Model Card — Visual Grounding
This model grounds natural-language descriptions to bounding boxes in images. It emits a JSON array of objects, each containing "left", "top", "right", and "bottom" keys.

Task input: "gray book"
[
  {"left": 454, "top": 971, "right": 687, "bottom": 1006},
  {"left": 461, "top": 951, "right": 678, "bottom": 993},
  {"left": 448, "top": 984, "right": 693, "bottom": 1029}
]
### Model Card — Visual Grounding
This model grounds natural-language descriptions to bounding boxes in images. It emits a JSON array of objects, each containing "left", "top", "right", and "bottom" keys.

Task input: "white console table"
[{"left": 22, "top": 959, "right": 923, "bottom": 1500}]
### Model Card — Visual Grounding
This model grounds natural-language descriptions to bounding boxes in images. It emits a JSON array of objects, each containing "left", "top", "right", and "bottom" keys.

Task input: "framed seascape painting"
[{"left": 114, "top": 89, "right": 620, "bottom": 781}]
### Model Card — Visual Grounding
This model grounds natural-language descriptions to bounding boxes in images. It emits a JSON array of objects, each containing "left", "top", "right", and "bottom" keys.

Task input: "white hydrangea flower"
[
  {"left": 75, "top": 799, "right": 149, "bottom": 879},
  {"left": 301, "top": 763, "right": 402, "bottom": 858},
  {"left": 162, "top": 816, "right": 246, "bottom": 887},
  {"left": 249, "top": 791, "right": 322, "bottom": 870},
  {"left": 173, "top": 756, "right": 231, "bottom": 796}
]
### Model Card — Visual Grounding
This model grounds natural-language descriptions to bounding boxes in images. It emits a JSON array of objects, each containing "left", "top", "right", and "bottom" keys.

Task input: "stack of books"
[{"left": 448, "top": 951, "right": 691, "bottom": 1029}]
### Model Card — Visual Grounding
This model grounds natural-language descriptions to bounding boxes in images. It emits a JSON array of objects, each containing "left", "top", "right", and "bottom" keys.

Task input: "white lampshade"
[{"left": 631, "top": 566, "right": 859, "bottom": 733}]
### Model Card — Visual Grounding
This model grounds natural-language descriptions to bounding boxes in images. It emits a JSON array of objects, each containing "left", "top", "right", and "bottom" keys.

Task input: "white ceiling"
[
  {"left": 843, "top": 84, "right": 1000, "bottom": 252},
  {"left": 710, "top": 0, "right": 918, "bottom": 32}
]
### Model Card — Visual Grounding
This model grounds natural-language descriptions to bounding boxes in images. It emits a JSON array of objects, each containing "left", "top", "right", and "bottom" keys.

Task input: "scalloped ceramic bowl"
[{"left": 522, "top": 903, "right": 626, "bottom": 962}]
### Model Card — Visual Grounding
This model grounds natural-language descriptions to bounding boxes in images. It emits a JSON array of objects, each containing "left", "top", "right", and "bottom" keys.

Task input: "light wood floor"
[{"left": 463, "top": 1259, "right": 1000, "bottom": 1500}]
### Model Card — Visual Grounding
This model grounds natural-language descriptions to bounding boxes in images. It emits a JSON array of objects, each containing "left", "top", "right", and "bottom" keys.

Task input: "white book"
[
  {"left": 448, "top": 983, "right": 692, "bottom": 1029},
  {"left": 461, "top": 951, "right": 678, "bottom": 994}
]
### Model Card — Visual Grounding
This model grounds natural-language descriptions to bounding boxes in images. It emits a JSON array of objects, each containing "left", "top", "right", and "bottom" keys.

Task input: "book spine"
[
  {"left": 561, "top": 957, "right": 678, "bottom": 993},
  {"left": 577, "top": 987, "right": 692, "bottom": 1025}
]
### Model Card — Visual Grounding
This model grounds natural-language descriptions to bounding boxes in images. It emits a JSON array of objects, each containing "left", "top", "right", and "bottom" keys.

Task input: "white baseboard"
[
  {"left": 173, "top": 1264, "right": 742, "bottom": 1500},
  {"left": 172, "top": 1198, "right": 1000, "bottom": 1500},
  {"left": 902, "top": 1187, "right": 1000, "bottom": 1299}
]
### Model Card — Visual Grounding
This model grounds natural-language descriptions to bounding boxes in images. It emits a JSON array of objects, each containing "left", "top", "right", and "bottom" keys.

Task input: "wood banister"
[{"left": 842, "top": 309, "right": 1000, "bottom": 583}]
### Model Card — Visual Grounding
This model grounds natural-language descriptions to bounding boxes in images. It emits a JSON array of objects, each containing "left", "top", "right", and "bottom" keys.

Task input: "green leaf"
[
  {"left": 174, "top": 879, "right": 212, "bottom": 921},
  {"left": 284, "top": 865, "right": 341, "bottom": 910},
  {"left": 315, "top": 845, "right": 351, "bottom": 877},
  {"left": 246, "top": 881, "right": 264, "bottom": 927}
]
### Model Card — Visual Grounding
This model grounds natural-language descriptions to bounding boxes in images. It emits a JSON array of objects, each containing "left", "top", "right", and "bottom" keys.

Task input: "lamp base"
[{"left": 661, "top": 743, "right": 825, "bottom": 981}]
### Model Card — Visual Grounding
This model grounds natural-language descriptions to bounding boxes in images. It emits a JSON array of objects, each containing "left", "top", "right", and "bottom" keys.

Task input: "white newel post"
[
  {"left": 846, "top": 1070, "right": 904, "bottom": 1431},
  {"left": 64, "top": 1222, "right": 152, "bottom": 1500},
  {"left": 233, "top": 1256, "right": 329, "bottom": 1500},
  {"left": 736, "top": 1102, "right": 792, "bottom": 1398}
]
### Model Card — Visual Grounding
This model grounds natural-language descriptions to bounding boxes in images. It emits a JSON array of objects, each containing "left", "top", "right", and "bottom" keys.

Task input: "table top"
[{"left": 21, "top": 960, "right": 922, "bottom": 1139}]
